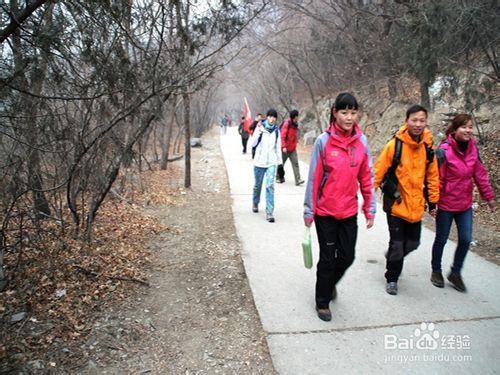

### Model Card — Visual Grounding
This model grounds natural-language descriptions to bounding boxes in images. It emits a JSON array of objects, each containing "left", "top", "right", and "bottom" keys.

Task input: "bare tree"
[{"left": 0, "top": 0, "right": 269, "bottom": 286}]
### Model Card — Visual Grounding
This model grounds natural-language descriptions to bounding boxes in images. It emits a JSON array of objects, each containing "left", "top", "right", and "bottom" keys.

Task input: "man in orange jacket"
[{"left": 374, "top": 105, "right": 439, "bottom": 296}]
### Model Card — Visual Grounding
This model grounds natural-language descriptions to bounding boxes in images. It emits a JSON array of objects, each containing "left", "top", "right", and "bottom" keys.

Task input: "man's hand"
[
  {"left": 366, "top": 218, "right": 374, "bottom": 229},
  {"left": 282, "top": 147, "right": 287, "bottom": 153},
  {"left": 429, "top": 208, "right": 437, "bottom": 218}
]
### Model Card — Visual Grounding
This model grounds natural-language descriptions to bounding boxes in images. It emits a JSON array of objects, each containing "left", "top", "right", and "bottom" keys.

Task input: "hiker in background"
[
  {"left": 249, "top": 113, "right": 263, "bottom": 135},
  {"left": 430, "top": 114, "right": 496, "bottom": 292},
  {"left": 374, "top": 104, "right": 439, "bottom": 296},
  {"left": 238, "top": 116, "right": 250, "bottom": 154},
  {"left": 304, "top": 93, "right": 376, "bottom": 322},
  {"left": 277, "top": 109, "right": 305, "bottom": 186},
  {"left": 251, "top": 109, "right": 282, "bottom": 223},
  {"left": 220, "top": 114, "right": 228, "bottom": 135}
]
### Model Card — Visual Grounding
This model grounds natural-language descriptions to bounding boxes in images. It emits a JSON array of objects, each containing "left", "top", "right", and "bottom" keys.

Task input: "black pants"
[
  {"left": 277, "top": 163, "right": 285, "bottom": 181},
  {"left": 385, "top": 214, "right": 422, "bottom": 282},
  {"left": 241, "top": 136, "right": 249, "bottom": 153},
  {"left": 315, "top": 215, "right": 357, "bottom": 309}
]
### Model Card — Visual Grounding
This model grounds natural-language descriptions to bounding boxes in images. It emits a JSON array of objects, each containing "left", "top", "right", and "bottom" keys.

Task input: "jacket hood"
[{"left": 396, "top": 124, "right": 433, "bottom": 148}]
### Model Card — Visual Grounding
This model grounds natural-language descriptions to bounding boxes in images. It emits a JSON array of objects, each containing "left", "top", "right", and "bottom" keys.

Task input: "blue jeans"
[
  {"left": 253, "top": 165, "right": 276, "bottom": 215},
  {"left": 431, "top": 208, "right": 473, "bottom": 274}
]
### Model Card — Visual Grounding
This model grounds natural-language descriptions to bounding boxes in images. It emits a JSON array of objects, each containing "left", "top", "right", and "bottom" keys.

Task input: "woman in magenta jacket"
[
  {"left": 304, "top": 93, "right": 376, "bottom": 321},
  {"left": 431, "top": 114, "right": 496, "bottom": 292}
]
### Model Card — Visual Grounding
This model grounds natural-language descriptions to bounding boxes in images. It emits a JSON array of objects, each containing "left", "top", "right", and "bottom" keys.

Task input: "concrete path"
[{"left": 220, "top": 127, "right": 500, "bottom": 374}]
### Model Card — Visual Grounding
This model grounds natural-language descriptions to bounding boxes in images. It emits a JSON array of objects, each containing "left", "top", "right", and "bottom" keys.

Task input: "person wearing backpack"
[
  {"left": 251, "top": 109, "right": 282, "bottom": 222},
  {"left": 249, "top": 113, "right": 262, "bottom": 135},
  {"left": 374, "top": 105, "right": 439, "bottom": 296},
  {"left": 238, "top": 116, "right": 250, "bottom": 154},
  {"left": 303, "top": 93, "right": 376, "bottom": 321},
  {"left": 430, "top": 114, "right": 496, "bottom": 292},
  {"left": 276, "top": 109, "right": 305, "bottom": 186}
]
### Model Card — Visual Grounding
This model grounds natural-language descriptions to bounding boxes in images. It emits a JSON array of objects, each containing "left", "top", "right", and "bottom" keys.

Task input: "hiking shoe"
[
  {"left": 447, "top": 272, "right": 466, "bottom": 292},
  {"left": 430, "top": 272, "right": 444, "bottom": 288},
  {"left": 252, "top": 204, "right": 258, "bottom": 213},
  {"left": 295, "top": 180, "right": 305, "bottom": 186},
  {"left": 316, "top": 306, "right": 332, "bottom": 322},
  {"left": 386, "top": 282, "right": 398, "bottom": 295},
  {"left": 266, "top": 213, "right": 275, "bottom": 223},
  {"left": 332, "top": 285, "right": 337, "bottom": 301},
  {"left": 276, "top": 178, "right": 285, "bottom": 184}
]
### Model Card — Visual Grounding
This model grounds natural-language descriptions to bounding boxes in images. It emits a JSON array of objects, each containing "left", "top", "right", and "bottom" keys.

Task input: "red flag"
[{"left": 243, "top": 98, "right": 252, "bottom": 134}]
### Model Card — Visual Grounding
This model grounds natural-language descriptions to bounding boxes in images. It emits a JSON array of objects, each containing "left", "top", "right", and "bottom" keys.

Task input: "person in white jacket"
[{"left": 251, "top": 109, "right": 283, "bottom": 222}]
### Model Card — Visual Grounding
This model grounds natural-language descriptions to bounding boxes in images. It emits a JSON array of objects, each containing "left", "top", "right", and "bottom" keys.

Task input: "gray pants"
[{"left": 277, "top": 150, "right": 301, "bottom": 184}]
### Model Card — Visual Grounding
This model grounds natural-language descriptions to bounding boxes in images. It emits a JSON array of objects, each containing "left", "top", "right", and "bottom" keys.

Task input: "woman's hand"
[
  {"left": 304, "top": 217, "right": 313, "bottom": 227},
  {"left": 487, "top": 200, "right": 497, "bottom": 212},
  {"left": 429, "top": 208, "right": 437, "bottom": 218},
  {"left": 366, "top": 218, "right": 374, "bottom": 229}
]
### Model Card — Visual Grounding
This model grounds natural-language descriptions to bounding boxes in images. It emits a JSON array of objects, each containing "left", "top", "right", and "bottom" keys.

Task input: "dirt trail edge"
[{"left": 78, "top": 127, "right": 275, "bottom": 374}]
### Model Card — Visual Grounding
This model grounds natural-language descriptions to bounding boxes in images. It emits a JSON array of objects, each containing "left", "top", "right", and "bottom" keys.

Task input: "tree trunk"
[
  {"left": 470, "top": 111, "right": 484, "bottom": 144},
  {"left": 152, "top": 124, "right": 159, "bottom": 163},
  {"left": 84, "top": 112, "right": 156, "bottom": 239},
  {"left": 161, "top": 109, "right": 175, "bottom": 170},
  {"left": 28, "top": 149, "right": 51, "bottom": 219},
  {"left": 138, "top": 140, "right": 143, "bottom": 173},
  {"left": 0, "top": 232, "right": 6, "bottom": 291},
  {"left": 419, "top": 76, "right": 431, "bottom": 110},
  {"left": 10, "top": 0, "right": 53, "bottom": 219},
  {"left": 183, "top": 90, "right": 191, "bottom": 188}
]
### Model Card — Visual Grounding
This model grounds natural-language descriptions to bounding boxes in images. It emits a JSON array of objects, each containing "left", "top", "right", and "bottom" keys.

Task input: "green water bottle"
[{"left": 302, "top": 227, "right": 313, "bottom": 269}]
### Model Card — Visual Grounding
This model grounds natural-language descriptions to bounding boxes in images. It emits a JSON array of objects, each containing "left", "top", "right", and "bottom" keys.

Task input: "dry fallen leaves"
[{"left": 1, "top": 164, "right": 182, "bottom": 366}]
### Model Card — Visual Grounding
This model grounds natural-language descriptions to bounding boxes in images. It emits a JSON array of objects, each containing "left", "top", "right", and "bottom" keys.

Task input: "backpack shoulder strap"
[
  {"left": 425, "top": 141, "right": 435, "bottom": 165},
  {"left": 387, "top": 137, "right": 402, "bottom": 175},
  {"left": 436, "top": 141, "right": 448, "bottom": 167},
  {"left": 258, "top": 131, "right": 263, "bottom": 143},
  {"left": 254, "top": 131, "right": 263, "bottom": 148},
  {"left": 394, "top": 137, "right": 402, "bottom": 166}
]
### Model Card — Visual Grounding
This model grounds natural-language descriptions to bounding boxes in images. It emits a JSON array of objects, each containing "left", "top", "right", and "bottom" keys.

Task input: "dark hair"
[
  {"left": 290, "top": 109, "right": 299, "bottom": 119},
  {"left": 266, "top": 108, "right": 278, "bottom": 118},
  {"left": 330, "top": 92, "right": 358, "bottom": 123},
  {"left": 405, "top": 105, "right": 427, "bottom": 120},
  {"left": 241, "top": 116, "right": 245, "bottom": 120},
  {"left": 445, "top": 113, "right": 472, "bottom": 136}
]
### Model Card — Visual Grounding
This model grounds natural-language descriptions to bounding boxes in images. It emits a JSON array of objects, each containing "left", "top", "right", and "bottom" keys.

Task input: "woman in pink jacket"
[
  {"left": 431, "top": 114, "right": 496, "bottom": 292},
  {"left": 304, "top": 93, "right": 376, "bottom": 321}
]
